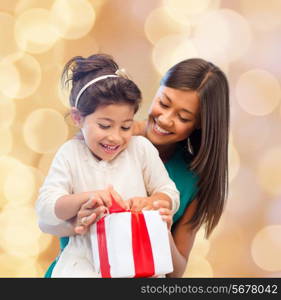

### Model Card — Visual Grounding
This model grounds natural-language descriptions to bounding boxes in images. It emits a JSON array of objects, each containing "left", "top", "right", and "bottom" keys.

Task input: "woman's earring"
[{"left": 187, "top": 137, "right": 194, "bottom": 155}]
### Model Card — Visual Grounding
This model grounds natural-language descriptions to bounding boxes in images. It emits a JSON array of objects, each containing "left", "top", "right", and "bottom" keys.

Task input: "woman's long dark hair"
[{"left": 161, "top": 58, "right": 230, "bottom": 237}]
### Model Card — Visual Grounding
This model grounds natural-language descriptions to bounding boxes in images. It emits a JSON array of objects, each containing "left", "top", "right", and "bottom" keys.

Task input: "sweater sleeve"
[
  {"left": 35, "top": 143, "right": 74, "bottom": 225},
  {"left": 136, "top": 137, "right": 180, "bottom": 214}
]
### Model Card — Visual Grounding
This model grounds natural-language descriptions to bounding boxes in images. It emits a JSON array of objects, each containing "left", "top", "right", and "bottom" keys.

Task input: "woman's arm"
[
  {"left": 166, "top": 199, "right": 200, "bottom": 278},
  {"left": 133, "top": 120, "right": 146, "bottom": 136}
]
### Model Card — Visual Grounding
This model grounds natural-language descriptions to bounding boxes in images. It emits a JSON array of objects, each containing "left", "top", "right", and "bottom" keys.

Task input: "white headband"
[{"left": 74, "top": 74, "right": 118, "bottom": 108}]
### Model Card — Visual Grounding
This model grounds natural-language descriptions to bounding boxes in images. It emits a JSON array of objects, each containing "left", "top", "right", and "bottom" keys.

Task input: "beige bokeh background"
[{"left": 0, "top": 0, "right": 281, "bottom": 277}]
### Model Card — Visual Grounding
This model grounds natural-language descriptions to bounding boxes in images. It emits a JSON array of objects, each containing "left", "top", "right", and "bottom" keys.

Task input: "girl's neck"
[{"left": 155, "top": 143, "right": 177, "bottom": 163}]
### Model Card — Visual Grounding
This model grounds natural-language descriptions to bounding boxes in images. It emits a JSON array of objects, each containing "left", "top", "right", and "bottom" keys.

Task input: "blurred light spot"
[
  {"left": 0, "top": 254, "right": 38, "bottom": 277},
  {"left": 171, "top": 39, "right": 198, "bottom": 68},
  {"left": 266, "top": 197, "right": 281, "bottom": 224},
  {"left": 15, "top": 260, "right": 43, "bottom": 277},
  {"left": 163, "top": 0, "right": 221, "bottom": 25},
  {"left": 37, "top": 64, "right": 68, "bottom": 109},
  {"left": 251, "top": 225, "right": 281, "bottom": 272},
  {"left": 236, "top": 69, "right": 281, "bottom": 116},
  {"left": 57, "top": 77, "right": 71, "bottom": 108},
  {"left": 225, "top": 167, "right": 265, "bottom": 216},
  {"left": 228, "top": 141, "right": 240, "bottom": 183},
  {"left": 14, "top": 0, "right": 55, "bottom": 14},
  {"left": 0, "top": 205, "right": 42, "bottom": 258},
  {"left": 38, "top": 153, "right": 55, "bottom": 176},
  {"left": 23, "top": 108, "right": 68, "bottom": 153},
  {"left": 14, "top": 8, "right": 59, "bottom": 54},
  {"left": 183, "top": 255, "right": 213, "bottom": 277},
  {"left": 58, "top": 86, "right": 70, "bottom": 108},
  {"left": 0, "top": 98, "right": 15, "bottom": 129},
  {"left": 192, "top": 227, "right": 210, "bottom": 257},
  {"left": 208, "top": 220, "right": 249, "bottom": 276},
  {"left": 51, "top": 0, "right": 96, "bottom": 40},
  {"left": 152, "top": 34, "right": 198, "bottom": 75},
  {"left": 239, "top": 0, "right": 281, "bottom": 31},
  {"left": 144, "top": 7, "right": 188, "bottom": 45},
  {"left": 0, "top": 156, "right": 23, "bottom": 209},
  {"left": 231, "top": 114, "right": 272, "bottom": 154},
  {"left": 3, "top": 164, "right": 36, "bottom": 206},
  {"left": 0, "top": 129, "right": 13, "bottom": 156},
  {"left": 38, "top": 232, "right": 54, "bottom": 254},
  {"left": 0, "top": 52, "right": 41, "bottom": 99},
  {"left": 0, "top": 56, "right": 20, "bottom": 98},
  {"left": 193, "top": 9, "right": 252, "bottom": 63},
  {"left": 0, "top": 13, "right": 19, "bottom": 58},
  {"left": 257, "top": 147, "right": 281, "bottom": 196}
]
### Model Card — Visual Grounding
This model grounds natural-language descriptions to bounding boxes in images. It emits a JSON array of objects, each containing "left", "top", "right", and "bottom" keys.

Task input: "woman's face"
[{"left": 146, "top": 86, "right": 200, "bottom": 147}]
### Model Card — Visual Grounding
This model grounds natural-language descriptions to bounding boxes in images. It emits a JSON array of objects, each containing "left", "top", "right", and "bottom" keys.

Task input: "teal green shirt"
[
  {"left": 44, "top": 143, "right": 197, "bottom": 277},
  {"left": 164, "top": 143, "right": 198, "bottom": 224}
]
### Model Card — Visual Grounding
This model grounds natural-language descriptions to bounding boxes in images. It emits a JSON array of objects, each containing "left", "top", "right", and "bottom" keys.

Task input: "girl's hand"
[
  {"left": 128, "top": 196, "right": 153, "bottom": 211},
  {"left": 75, "top": 185, "right": 127, "bottom": 234},
  {"left": 128, "top": 197, "right": 173, "bottom": 229},
  {"left": 128, "top": 197, "right": 171, "bottom": 212},
  {"left": 74, "top": 197, "right": 107, "bottom": 235}
]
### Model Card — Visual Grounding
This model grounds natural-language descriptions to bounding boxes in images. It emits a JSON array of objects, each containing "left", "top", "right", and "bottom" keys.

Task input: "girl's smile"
[{"left": 79, "top": 103, "right": 135, "bottom": 161}]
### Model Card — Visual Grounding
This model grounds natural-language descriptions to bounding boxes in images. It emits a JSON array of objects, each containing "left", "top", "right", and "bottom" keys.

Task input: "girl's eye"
[
  {"left": 159, "top": 100, "right": 169, "bottom": 108},
  {"left": 121, "top": 126, "right": 131, "bottom": 131},
  {"left": 98, "top": 124, "right": 110, "bottom": 129}
]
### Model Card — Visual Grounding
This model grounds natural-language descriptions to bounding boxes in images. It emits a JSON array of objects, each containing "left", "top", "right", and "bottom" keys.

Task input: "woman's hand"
[{"left": 158, "top": 207, "right": 173, "bottom": 230}]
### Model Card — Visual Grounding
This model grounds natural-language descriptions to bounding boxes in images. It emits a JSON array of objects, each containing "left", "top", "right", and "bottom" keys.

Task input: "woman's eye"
[
  {"left": 179, "top": 116, "right": 190, "bottom": 123},
  {"left": 98, "top": 124, "right": 110, "bottom": 129},
  {"left": 159, "top": 101, "right": 169, "bottom": 108}
]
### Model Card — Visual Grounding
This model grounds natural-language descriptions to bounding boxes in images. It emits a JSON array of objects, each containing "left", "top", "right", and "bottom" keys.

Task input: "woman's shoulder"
[{"left": 132, "top": 119, "right": 146, "bottom": 136}]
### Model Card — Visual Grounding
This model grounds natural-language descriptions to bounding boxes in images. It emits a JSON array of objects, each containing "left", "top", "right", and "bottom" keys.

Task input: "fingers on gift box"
[{"left": 90, "top": 198, "right": 173, "bottom": 278}]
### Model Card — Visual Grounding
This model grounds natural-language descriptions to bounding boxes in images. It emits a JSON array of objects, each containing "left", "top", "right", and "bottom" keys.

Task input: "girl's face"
[
  {"left": 146, "top": 86, "right": 200, "bottom": 147},
  {"left": 79, "top": 103, "right": 135, "bottom": 161}
]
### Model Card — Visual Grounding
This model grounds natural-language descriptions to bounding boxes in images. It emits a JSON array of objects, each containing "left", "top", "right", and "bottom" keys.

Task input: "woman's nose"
[{"left": 158, "top": 113, "right": 173, "bottom": 127}]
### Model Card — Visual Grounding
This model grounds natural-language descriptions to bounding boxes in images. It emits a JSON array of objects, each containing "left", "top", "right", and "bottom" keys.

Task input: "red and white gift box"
[{"left": 89, "top": 198, "right": 173, "bottom": 278}]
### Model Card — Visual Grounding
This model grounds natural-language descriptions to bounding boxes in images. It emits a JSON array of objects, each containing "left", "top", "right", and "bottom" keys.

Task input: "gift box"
[{"left": 89, "top": 198, "right": 173, "bottom": 278}]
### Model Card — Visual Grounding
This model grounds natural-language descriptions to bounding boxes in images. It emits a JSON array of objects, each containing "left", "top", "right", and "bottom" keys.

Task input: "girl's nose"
[{"left": 107, "top": 130, "right": 122, "bottom": 143}]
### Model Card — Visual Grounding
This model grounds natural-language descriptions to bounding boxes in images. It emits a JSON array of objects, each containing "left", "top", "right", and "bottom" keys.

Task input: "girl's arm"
[
  {"left": 166, "top": 199, "right": 200, "bottom": 278},
  {"left": 38, "top": 218, "right": 76, "bottom": 237},
  {"left": 55, "top": 192, "right": 92, "bottom": 220}
]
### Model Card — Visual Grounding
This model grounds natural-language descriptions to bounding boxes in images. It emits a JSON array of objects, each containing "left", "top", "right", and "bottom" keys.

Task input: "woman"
[{"left": 38, "top": 58, "right": 229, "bottom": 277}]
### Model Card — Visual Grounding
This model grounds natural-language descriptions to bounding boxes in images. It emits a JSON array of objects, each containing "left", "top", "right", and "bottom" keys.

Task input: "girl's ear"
[{"left": 70, "top": 107, "right": 83, "bottom": 127}]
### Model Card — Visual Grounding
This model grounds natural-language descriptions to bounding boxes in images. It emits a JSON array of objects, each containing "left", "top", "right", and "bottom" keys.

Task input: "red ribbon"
[{"left": 96, "top": 196, "right": 155, "bottom": 278}]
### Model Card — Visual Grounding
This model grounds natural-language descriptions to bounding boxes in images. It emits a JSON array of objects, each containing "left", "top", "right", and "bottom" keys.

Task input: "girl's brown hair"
[
  {"left": 62, "top": 53, "right": 141, "bottom": 116},
  {"left": 161, "top": 58, "right": 230, "bottom": 237}
]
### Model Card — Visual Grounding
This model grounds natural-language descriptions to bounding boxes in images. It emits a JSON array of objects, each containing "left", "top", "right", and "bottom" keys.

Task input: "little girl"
[{"left": 36, "top": 54, "right": 179, "bottom": 277}]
